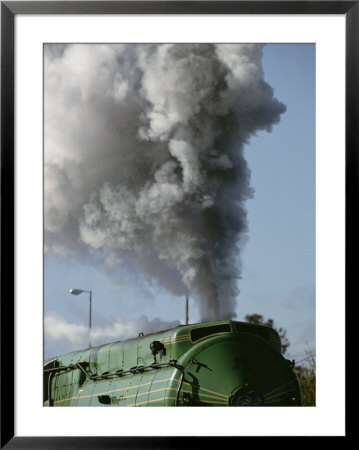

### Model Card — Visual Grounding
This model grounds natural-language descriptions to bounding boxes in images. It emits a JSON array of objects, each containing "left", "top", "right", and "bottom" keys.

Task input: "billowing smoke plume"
[{"left": 45, "top": 44, "right": 285, "bottom": 321}]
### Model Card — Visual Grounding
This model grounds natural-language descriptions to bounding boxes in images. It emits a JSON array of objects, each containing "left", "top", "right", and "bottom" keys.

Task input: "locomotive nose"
[
  {"left": 179, "top": 332, "right": 302, "bottom": 406},
  {"left": 226, "top": 334, "right": 302, "bottom": 406}
]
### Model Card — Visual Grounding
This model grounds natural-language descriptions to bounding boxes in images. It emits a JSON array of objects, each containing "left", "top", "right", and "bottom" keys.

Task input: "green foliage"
[
  {"left": 294, "top": 350, "right": 316, "bottom": 406},
  {"left": 244, "top": 313, "right": 290, "bottom": 355}
]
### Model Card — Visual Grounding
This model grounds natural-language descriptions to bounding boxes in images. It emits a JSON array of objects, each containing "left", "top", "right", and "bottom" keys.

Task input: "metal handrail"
[
  {"left": 89, "top": 360, "right": 183, "bottom": 380},
  {"left": 44, "top": 362, "right": 89, "bottom": 378}
]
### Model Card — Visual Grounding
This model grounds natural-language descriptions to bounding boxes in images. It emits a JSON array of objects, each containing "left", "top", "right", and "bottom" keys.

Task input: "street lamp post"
[{"left": 69, "top": 288, "right": 92, "bottom": 348}]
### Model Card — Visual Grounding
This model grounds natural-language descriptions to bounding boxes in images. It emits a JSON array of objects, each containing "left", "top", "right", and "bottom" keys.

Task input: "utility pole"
[
  {"left": 70, "top": 288, "right": 92, "bottom": 348},
  {"left": 185, "top": 293, "right": 189, "bottom": 325}
]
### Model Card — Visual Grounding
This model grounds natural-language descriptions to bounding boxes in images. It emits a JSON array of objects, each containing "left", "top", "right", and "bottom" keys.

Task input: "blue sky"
[
  {"left": 44, "top": 43, "right": 315, "bottom": 362},
  {"left": 237, "top": 44, "right": 315, "bottom": 360}
]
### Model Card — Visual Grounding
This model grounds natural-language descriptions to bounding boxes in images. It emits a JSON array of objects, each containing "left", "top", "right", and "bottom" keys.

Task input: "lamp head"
[{"left": 69, "top": 289, "right": 84, "bottom": 295}]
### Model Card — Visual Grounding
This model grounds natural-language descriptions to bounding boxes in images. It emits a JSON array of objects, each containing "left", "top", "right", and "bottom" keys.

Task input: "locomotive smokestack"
[{"left": 185, "top": 293, "right": 189, "bottom": 325}]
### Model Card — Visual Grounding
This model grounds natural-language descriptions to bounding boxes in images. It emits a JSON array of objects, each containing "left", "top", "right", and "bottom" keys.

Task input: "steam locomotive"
[{"left": 44, "top": 320, "right": 302, "bottom": 406}]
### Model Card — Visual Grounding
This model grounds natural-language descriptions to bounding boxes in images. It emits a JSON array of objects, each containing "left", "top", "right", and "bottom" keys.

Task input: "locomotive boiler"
[{"left": 44, "top": 320, "right": 302, "bottom": 406}]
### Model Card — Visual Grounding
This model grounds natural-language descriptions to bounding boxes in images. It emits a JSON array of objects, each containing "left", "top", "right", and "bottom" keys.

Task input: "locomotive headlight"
[{"left": 230, "top": 387, "right": 262, "bottom": 406}]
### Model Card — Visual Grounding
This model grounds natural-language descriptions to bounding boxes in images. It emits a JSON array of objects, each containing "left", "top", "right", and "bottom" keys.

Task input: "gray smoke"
[{"left": 45, "top": 44, "right": 285, "bottom": 321}]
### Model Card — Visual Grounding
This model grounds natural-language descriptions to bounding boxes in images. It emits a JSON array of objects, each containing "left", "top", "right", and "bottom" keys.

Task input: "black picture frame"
[{"left": 1, "top": 1, "right": 354, "bottom": 447}]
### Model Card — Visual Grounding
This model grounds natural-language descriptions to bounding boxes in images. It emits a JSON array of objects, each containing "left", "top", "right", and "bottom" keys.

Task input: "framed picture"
[{"left": 1, "top": 1, "right": 354, "bottom": 446}]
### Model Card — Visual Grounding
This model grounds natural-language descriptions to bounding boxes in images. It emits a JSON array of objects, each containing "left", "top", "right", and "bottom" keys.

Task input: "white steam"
[
  {"left": 45, "top": 44, "right": 285, "bottom": 321},
  {"left": 45, "top": 313, "right": 180, "bottom": 349}
]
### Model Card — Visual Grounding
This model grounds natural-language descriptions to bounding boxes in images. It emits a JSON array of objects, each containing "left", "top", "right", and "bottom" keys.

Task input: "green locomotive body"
[{"left": 44, "top": 320, "right": 302, "bottom": 406}]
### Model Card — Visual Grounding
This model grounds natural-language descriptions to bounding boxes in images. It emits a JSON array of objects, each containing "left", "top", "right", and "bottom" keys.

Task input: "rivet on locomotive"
[{"left": 44, "top": 320, "right": 302, "bottom": 406}]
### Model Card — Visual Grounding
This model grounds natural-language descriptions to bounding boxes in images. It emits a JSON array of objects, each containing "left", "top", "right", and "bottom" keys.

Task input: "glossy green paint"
[
  {"left": 44, "top": 320, "right": 301, "bottom": 406},
  {"left": 177, "top": 333, "right": 300, "bottom": 406}
]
